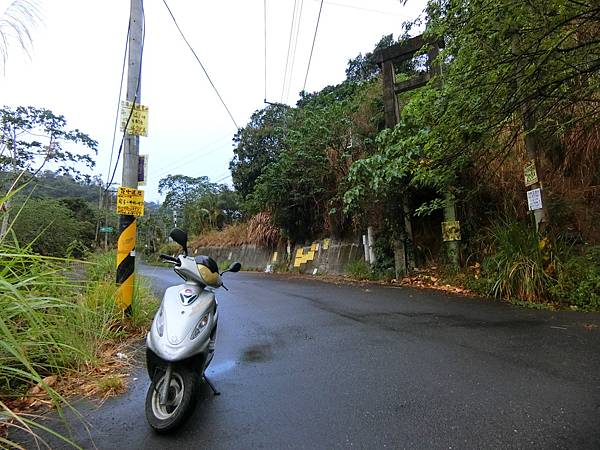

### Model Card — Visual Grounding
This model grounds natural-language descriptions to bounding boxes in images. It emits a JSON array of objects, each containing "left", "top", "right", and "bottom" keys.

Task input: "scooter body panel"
[{"left": 147, "top": 281, "right": 218, "bottom": 363}]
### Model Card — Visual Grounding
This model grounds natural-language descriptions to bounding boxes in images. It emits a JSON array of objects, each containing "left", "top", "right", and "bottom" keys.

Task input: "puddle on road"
[{"left": 241, "top": 344, "right": 273, "bottom": 363}]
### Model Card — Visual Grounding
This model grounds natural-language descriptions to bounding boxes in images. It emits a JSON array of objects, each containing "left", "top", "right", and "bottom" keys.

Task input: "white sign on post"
[{"left": 527, "top": 188, "right": 543, "bottom": 211}]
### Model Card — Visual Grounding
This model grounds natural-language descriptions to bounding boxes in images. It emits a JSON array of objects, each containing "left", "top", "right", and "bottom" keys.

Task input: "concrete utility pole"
[
  {"left": 429, "top": 45, "right": 460, "bottom": 269},
  {"left": 375, "top": 35, "right": 447, "bottom": 277},
  {"left": 116, "top": 0, "right": 143, "bottom": 314},
  {"left": 381, "top": 59, "right": 416, "bottom": 277},
  {"left": 511, "top": 34, "right": 549, "bottom": 232}
]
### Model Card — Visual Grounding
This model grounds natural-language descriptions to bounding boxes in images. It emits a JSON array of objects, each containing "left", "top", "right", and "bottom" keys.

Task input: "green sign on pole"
[{"left": 100, "top": 226, "right": 114, "bottom": 233}]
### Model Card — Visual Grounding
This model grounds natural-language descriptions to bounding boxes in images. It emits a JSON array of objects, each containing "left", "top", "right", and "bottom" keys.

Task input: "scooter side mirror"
[
  {"left": 170, "top": 228, "right": 188, "bottom": 255},
  {"left": 223, "top": 261, "right": 241, "bottom": 274}
]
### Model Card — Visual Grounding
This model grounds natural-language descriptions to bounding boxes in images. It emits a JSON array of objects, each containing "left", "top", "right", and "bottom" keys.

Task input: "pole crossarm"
[
  {"left": 395, "top": 72, "right": 432, "bottom": 94},
  {"left": 374, "top": 35, "right": 445, "bottom": 66}
]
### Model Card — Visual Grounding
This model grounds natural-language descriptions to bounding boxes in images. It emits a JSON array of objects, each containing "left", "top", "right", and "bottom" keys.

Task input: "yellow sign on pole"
[
  {"left": 524, "top": 160, "right": 538, "bottom": 187},
  {"left": 120, "top": 101, "right": 149, "bottom": 136},
  {"left": 442, "top": 220, "right": 461, "bottom": 242},
  {"left": 116, "top": 187, "right": 145, "bottom": 216}
]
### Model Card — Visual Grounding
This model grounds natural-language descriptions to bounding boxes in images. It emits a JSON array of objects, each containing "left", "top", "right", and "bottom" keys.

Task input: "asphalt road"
[{"left": 32, "top": 264, "right": 600, "bottom": 449}]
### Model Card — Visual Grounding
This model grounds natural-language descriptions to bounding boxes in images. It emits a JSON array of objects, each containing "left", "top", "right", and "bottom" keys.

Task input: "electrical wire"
[
  {"left": 280, "top": 0, "right": 299, "bottom": 102},
  {"left": 264, "top": 0, "right": 267, "bottom": 102},
  {"left": 154, "top": 140, "right": 230, "bottom": 180},
  {"left": 162, "top": 0, "right": 239, "bottom": 130},
  {"left": 105, "top": 0, "right": 146, "bottom": 191},
  {"left": 285, "top": 0, "right": 304, "bottom": 103},
  {"left": 323, "top": 0, "right": 403, "bottom": 17},
  {"left": 105, "top": 20, "right": 130, "bottom": 189},
  {"left": 213, "top": 173, "right": 232, "bottom": 184},
  {"left": 302, "top": 0, "right": 324, "bottom": 92},
  {"left": 152, "top": 133, "right": 232, "bottom": 178}
]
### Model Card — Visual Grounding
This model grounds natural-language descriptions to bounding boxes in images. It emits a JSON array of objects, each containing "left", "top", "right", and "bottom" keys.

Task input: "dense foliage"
[
  {"left": 225, "top": 0, "right": 600, "bottom": 307},
  {"left": 10, "top": 197, "right": 96, "bottom": 256},
  {"left": 158, "top": 174, "right": 240, "bottom": 236}
]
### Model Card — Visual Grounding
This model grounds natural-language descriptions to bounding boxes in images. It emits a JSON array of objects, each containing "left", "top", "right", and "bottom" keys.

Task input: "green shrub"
[
  {"left": 218, "top": 259, "right": 232, "bottom": 272},
  {"left": 159, "top": 242, "right": 180, "bottom": 256},
  {"left": 346, "top": 259, "right": 374, "bottom": 280},
  {"left": 11, "top": 198, "right": 95, "bottom": 257},
  {"left": 550, "top": 246, "right": 600, "bottom": 311},
  {"left": 480, "top": 220, "right": 556, "bottom": 302},
  {"left": 463, "top": 273, "right": 495, "bottom": 296}
]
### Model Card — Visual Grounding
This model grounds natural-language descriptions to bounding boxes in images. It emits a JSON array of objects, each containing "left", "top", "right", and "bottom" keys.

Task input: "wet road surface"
[{"left": 32, "top": 264, "right": 600, "bottom": 449}]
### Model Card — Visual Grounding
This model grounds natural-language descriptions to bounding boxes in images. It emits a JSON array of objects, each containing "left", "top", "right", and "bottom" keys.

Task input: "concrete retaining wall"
[
  {"left": 192, "top": 244, "right": 274, "bottom": 270},
  {"left": 193, "top": 238, "right": 366, "bottom": 275}
]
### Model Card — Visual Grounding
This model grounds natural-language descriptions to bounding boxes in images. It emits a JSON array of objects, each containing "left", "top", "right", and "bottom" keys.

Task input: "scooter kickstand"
[{"left": 204, "top": 375, "right": 221, "bottom": 396}]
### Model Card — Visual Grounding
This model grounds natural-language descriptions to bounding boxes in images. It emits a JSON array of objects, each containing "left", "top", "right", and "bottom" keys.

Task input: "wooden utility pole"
[{"left": 116, "top": 0, "right": 143, "bottom": 314}]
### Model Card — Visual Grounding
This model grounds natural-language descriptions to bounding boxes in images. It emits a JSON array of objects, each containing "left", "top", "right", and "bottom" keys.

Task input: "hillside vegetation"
[{"left": 220, "top": 0, "right": 599, "bottom": 308}]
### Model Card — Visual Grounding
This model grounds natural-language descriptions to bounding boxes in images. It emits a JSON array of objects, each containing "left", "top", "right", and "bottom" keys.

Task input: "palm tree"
[{"left": 0, "top": 0, "right": 41, "bottom": 72}]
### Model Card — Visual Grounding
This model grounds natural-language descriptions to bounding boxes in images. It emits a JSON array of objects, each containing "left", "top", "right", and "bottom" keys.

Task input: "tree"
[
  {"left": 346, "top": 0, "right": 600, "bottom": 216},
  {"left": 249, "top": 80, "right": 382, "bottom": 241},
  {"left": 10, "top": 198, "right": 91, "bottom": 257},
  {"left": 0, "top": 106, "right": 98, "bottom": 238},
  {"left": 345, "top": 33, "right": 415, "bottom": 83},
  {"left": 0, "top": 106, "right": 97, "bottom": 179},
  {"left": 137, "top": 208, "right": 171, "bottom": 256},
  {"left": 158, "top": 175, "right": 217, "bottom": 211},
  {"left": 229, "top": 104, "right": 291, "bottom": 202},
  {"left": 158, "top": 175, "right": 240, "bottom": 235}
]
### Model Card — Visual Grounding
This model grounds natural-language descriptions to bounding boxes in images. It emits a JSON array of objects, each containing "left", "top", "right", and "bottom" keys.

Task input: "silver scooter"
[{"left": 145, "top": 228, "right": 241, "bottom": 432}]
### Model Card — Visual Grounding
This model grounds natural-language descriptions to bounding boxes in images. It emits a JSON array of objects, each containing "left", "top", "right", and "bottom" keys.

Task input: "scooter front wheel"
[{"left": 145, "top": 365, "right": 197, "bottom": 432}]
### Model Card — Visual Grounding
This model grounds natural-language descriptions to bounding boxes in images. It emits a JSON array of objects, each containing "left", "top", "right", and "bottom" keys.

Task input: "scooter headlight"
[
  {"left": 190, "top": 313, "right": 210, "bottom": 340},
  {"left": 156, "top": 307, "right": 165, "bottom": 337}
]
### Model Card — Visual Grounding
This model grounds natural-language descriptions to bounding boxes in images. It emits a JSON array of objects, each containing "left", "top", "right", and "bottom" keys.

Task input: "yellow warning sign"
[
  {"left": 120, "top": 101, "right": 149, "bottom": 136},
  {"left": 524, "top": 160, "right": 538, "bottom": 187},
  {"left": 116, "top": 187, "right": 145, "bottom": 216},
  {"left": 442, "top": 220, "right": 461, "bottom": 242}
]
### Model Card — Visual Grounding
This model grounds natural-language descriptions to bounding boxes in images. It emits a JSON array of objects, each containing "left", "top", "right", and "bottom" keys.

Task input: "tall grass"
[
  {"left": 191, "top": 212, "right": 281, "bottom": 249},
  {"left": 0, "top": 243, "right": 156, "bottom": 447},
  {"left": 0, "top": 243, "right": 86, "bottom": 448},
  {"left": 481, "top": 220, "right": 557, "bottom": 302}
]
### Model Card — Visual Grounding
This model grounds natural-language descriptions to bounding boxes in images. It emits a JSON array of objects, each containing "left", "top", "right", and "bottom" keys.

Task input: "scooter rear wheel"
[{"left": 145, "top": 365, "right": 197, "bottom": 432}]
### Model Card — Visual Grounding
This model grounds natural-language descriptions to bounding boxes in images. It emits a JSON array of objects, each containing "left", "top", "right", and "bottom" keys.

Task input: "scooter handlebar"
[{"left": 159, "top": 253, "right": 179, "bottom": 264}]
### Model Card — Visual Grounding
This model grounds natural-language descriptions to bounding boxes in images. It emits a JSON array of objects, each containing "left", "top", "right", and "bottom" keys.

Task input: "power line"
[
  {"left": 154, "top": 141, "right": 230, "bottom": 180},
  {"left": 105, "top": 21, "right": 130, "bottom": 188},
  {"left": 162, "top": 0, "right": 239, "bottom": 130},
  {"left": 285, "top": 0, "right": 304, "bottom": 103},
  {"left": 213, "top": 173, "right": 232, "bottom": 184},
  {"left": 323, "top": 0, "right": 404, "bottom": 17},
  {"left": 302, "top": 0, "right": 324, "bottom": 92},
  {"left": 280, "top": 0, "right": 299, "bottom": 102},
  {"left": 264, "top": 0, "right": 267, "bottom": 102},
  {"left": 212, "top": 169, "right": 231, "bottom": 181},
  {"left": 153, "top": 133, "right": 232, "bottom": 178}
]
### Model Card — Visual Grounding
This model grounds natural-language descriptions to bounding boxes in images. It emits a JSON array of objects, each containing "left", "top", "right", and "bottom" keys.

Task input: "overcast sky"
[{"left": 0, "top": 0, "right": 426, "bottom": 202}]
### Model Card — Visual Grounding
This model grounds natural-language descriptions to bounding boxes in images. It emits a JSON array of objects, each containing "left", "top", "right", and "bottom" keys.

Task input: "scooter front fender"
[{"left": 147, "top": 284, "right": 218, "bottom": 362}]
